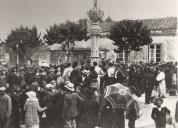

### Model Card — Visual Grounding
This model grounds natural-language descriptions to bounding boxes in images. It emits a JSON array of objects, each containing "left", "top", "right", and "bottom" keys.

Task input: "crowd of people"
[{"left": 0, "top": 59, "right": 178, "bottom": 128}]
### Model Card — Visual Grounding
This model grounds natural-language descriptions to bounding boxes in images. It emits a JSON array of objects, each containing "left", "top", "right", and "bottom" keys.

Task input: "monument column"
[{"left": 88, "top": 0, "right": 104, "bottom": 64}]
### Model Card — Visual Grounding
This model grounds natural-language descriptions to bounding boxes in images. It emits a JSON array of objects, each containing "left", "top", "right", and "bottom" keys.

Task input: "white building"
[{"left": 100, "top": 17, "right": 178, "bottom": 63}]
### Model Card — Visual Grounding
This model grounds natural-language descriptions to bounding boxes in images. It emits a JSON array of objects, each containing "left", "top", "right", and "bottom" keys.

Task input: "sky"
[{"left": 0, "top": 0, "right": 177, "bottom": 41}]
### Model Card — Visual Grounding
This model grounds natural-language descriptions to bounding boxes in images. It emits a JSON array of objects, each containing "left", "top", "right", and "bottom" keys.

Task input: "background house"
[{"left": 100, "top": 17, "right": 178, "bottom": 63}]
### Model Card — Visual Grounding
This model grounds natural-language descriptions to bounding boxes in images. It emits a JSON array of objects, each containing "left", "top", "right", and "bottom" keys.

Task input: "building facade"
[{"left": 104, "top": 17, "right": 178, "bottom": 63}]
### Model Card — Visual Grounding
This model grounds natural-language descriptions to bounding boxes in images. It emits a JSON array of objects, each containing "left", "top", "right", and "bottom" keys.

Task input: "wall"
[{"left": 129, "top": 35, "right": 177, "bottom": 63}]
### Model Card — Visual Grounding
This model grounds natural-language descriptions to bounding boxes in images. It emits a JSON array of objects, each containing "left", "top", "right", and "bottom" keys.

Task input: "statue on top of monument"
[{"left": 88, "top": 0, "right": 104, "bottom": 22}]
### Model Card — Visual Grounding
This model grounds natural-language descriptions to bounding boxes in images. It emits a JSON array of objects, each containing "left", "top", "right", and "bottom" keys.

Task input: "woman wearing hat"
[
  {"left": 151, "top": 97, "right": 171, "bottom": 128},
  {"left": 62, "top": 82, "right": 83, "bottom": 128},
  {"left": 24, "top": 91, "right": 47, "bottom": 128}
]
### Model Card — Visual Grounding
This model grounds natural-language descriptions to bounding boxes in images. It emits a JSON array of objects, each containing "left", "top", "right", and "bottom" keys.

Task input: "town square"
[{"left": 0, "top": 0, "right": 178, "bottom": 128}]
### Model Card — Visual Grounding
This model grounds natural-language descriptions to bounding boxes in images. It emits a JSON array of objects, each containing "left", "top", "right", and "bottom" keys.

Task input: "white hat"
[
  {"left": 82, "top": 70, "right": 90, "bottom": 75},
  {"left": 26, "top": 91, "right": 36, "bottom": 98},
  {"left": 0, "top": 87, "right": 6, "bottom": 91},
  {"left": 45, "top": 84, "right": 53, "bottom": 89},
  {"left": 65, "top": 82, "right": 75, "bottom": 92}
]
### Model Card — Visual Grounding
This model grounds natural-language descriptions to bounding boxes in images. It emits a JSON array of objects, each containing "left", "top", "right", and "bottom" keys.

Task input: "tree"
[
  {"left": 5, "top": 26, "right": 42, "bottom": 65},
  {"left": 109, "top": 20, "right": 152, "bottom": 53},
  {"left": 43, "top": 20, "right": 89, "bottom": 59},
  {"left": 5, "top": 26, "right": 42, "bottom": 52}
]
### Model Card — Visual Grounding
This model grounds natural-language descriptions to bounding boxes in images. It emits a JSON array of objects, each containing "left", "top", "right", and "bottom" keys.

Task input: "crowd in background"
[{"left": 0, "top": 59, "right": 178, "bottom": 128}]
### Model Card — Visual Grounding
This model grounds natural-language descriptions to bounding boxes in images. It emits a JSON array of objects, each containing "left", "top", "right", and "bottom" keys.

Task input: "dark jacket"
[{"left": 151, "top": 107, "right": 170, "bottom": 128}]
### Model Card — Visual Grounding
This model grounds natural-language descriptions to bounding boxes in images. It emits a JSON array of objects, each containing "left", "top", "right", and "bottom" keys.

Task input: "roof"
[
  {"left": 49, "top": 38, "right": 115, "bottom": 51},
  {"left": 142, "top": 17, "right": 177, "bottom": 30},
  {"left": 100, "top": 17, "right": 177, "bottom": 33}
]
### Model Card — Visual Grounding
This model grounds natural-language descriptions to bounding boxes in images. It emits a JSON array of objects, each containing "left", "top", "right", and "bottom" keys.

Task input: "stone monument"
[{"left": 88, "top": 0, "right": 104, "bottom": 64}]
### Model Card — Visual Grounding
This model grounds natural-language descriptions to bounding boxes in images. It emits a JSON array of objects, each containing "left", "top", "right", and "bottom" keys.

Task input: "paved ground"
[{"left": 125, "top": 93, "right": 178, "bottom": 128}]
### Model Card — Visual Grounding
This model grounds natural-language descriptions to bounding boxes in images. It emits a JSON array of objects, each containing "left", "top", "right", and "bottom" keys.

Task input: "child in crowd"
[
  {"left": 62, "top": 82, "right": 83, "bottom": 128},
  {"left": 151, "top": 97, "right": 171, "bottom": 128}
]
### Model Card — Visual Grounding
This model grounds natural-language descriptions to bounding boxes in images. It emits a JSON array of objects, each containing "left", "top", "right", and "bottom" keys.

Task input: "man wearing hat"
[{"left": 0, "top": 86, "right": 12, "bottom": 128}]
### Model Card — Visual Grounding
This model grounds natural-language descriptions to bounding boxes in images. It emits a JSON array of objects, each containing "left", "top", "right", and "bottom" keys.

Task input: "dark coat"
[
  {"left": 126, "top": 100, "right": 140, "bottom": 120},
  {"left": 78, "top": 96, "right": 99, "bottom": 128},
  {"left": 7, "top": 73, "right": 19, "bottom": 87},
  {"left": 151, "top": 107, "right": 170, "bottom": 128},
  {"left": 115, "top": 68, "right": 127, "bottom": 84},
  {"left": 63, "top": 92, "right": 81, "bottom": 119},
  {"left": 144, "top": 70, "right": 156, "bottom": 90},
  {"left": 70, "top": 68, "right": 81, "bottom": 86}
]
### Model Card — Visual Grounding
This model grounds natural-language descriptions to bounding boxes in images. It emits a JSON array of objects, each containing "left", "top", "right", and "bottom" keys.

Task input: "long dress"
[{"left": 156, "top": 71, "right": 166, "bottom": 97}]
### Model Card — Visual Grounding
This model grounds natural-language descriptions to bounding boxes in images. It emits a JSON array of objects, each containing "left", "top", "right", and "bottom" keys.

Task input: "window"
[
  {"left": 117, "top": 50, "right": 129, "bottom": 62},
  {"left": 149, "top": 44, "right": 161, "bottom": 62}
]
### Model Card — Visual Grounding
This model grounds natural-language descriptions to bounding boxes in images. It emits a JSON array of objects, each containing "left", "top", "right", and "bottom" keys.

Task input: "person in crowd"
[
  {"left": 126, "top": 86, "right": 140, "bottom": 128},
  {"left": 88, "top": 66, "right": 98, "bottom": 98},
  {"left": 0, "top": 69, "right": 7, "bottom": 89},
  {"left": 18, "top": 68, "right": 26, "bottom": 89},
  {"left": 156, "top": 68, "right": 166, "bottom": 98},
  {"left": 93, "top": 61, "right": 105, "bottom": 94},
  {"left": 70, "top": 62, "right": 81, "bottom": 89},
  {"left": 83, "top": 60, "right": 91, "bottom": 71},
  {"left": 151, "top": 97, "right": 171, "bottom": 128},
  {"left": 62, "top": 62, "right": 73, "bottom": 84},
  {"left": 77, "top": 70, "right": 90, "bottom": 94},
  {"left": 56, "top": 71, "right": 63, "bottom": 86},
  {"left": 115, "top": 64, "right": 127, "bottom": 84},
  {"left": 128, "top": 66, "right": 140, "bottom": 92},
  {"left": 107, "top": 62, "right": 115, "bottom": 85},
  {"left": 62, "top": 82, "right": 83, "bottom": 128},
  {"left": 52, "top": 88, "right": 65, "bottom": 128},
  {"left": 9, "top": 86, "right": 21, "bottom": 128},
  {"left": 19, "top": 84, "right": 29, "bottom": 125},
  {"left": 78, "top": 88, "right": 99, "bottom": 128},
  {"left": 24, "top": 91, "right": 47, "bottom": 128},
  {"left": 79, "top": 70, "right": 90, "bottom": 86},
  {"left": 144, "top": 67, "right": 156, "bottom": 104},
  {"left": 175, "top": 100, "right": 178, "bottom": 124},
  {"left": 47, "top": 68, "right": 57, "bottom": 83},
  {"left": 112, "top": 107, "right": 126, "bottom": 128},
  {"left": 40, "top": 84, "right": 56, "bottom": 128},
  {"left": 0, "top": 86, "right": 12, "bottom": 128},
  {"left": 7, "top": 68, "right": 19, "bottom": 91}
]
